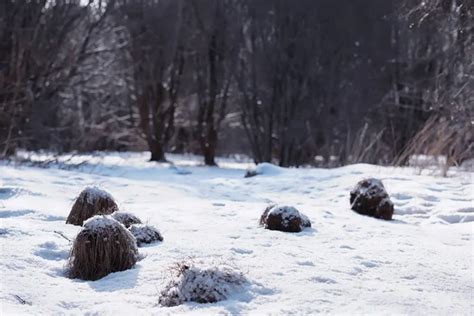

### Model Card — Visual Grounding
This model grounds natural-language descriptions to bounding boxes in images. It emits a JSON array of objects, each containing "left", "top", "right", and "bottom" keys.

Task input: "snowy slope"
[{"left": 0, "top": 152, "right": 473, "bottom": 314}]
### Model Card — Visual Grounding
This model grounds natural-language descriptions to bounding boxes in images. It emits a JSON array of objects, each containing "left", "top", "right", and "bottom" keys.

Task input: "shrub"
[
  {"left": 66, "top": 186, "right": 118, "bottom": 226},
  {"left": 259, "top": 205, "right": 311, "bottom": 232},
  {"left": 350, "top": 178, "right": 394, "bottom": 220},
  {"left": 68, "top": 215, "right": 138, "bottom": 281},
  {"left": 159, "top": 261, "right": 247, "bottom": 307},
  {"left": 129, "top": 224, "right": 163, "bottom": 246}
]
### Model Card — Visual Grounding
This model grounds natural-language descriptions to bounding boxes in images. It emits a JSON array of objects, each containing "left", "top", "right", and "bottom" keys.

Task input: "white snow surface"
[{"left": 0, "top": 152, "right": 473, "bottom": 314}]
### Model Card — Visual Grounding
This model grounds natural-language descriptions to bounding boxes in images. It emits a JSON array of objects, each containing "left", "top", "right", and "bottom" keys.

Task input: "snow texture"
[
  {"left": 0, "top": 152, "right": 472, "bottom": 314},
  {"left": 129, "top": 224, "right": 163, "bottom": 246}
]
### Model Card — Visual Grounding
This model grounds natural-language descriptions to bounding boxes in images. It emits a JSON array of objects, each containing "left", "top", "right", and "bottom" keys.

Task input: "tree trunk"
[
  {"left": 202, "top": 128, "right": 217, "bottom": 166},
  {"left": 149, "top": 141, "right": 166, "bottom": 162}
]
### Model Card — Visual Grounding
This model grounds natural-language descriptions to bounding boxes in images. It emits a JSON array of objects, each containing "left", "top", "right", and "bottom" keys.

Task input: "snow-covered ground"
[{"left": 1, "top": 152, "right": 473, "bottom": 314}]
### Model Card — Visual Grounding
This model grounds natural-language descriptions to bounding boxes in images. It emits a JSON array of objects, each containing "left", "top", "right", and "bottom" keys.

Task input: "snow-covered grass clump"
[
  {"left": 245, "top": 162, "right": 284, "bottom": 177},
  {"left": 129, "top": 224, "right": 163, "bottom": 246},
  {"left": 159, "top": 261, "right": 248, "bottom": 307},
  {"left": 260, "top": 205, "right": 311, "bottom": 232},
  {"left": 66, "top": 186, "right": 118, "bottom": 226},
  {"left": 111, "top": 211, "right": 142, "bottom": 228},
  {"left": 350, "top": 178, "right": 394, "bottom": 220},
  {"left": 68, "top": 215, "right": 138, "bottom": 281}
]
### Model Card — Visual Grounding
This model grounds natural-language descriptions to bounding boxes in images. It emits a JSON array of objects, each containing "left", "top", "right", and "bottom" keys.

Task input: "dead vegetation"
[
  {"left": 129, "top": 224, "right": 163, "bottom": 246},
  {"left": 66, "top": 187, "right": 118, "bottom": 226},
  {"left": 68, "top": 215, "right": 138, "bottom": 281},
  {"left": 350, "top": 178, "right": 394, "bottom": 220},
  {"left": 259, "top": 205, "right": 311, "bottom": 233},
  {"left": 396, "top": 115, "right": 473, "bottom": 176},
  {"left": 159, "top": 260, "right": 247, "bottom": 307},
  {"left": 111, "top": 212, "right": 142, "bottom": 228}
]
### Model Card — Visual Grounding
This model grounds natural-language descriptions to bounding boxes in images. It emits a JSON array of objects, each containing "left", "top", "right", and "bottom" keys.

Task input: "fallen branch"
[
  {"left": 12, "top": 294, "right": 32, "bottom": 305},
  {"left": 54, "top": 230, "right": 71, "bottom": 242}
]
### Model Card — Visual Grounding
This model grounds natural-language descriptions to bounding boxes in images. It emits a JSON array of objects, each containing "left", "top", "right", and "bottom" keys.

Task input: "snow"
[
  {"left": 82, "top": 214, "right": 126, "bottom": 231},
  {"left": 246, "top": 162, "right": 284, "bottom": 177},
  {"left": 266, "top": 205, "right": 300, "bottom": 218},
  {"left": 0, "top": 152, "right": 473, "bottom": 314}
]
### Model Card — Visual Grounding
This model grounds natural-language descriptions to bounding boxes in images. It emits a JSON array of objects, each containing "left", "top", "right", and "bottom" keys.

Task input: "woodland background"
[{"left": 0, "top": 0, "right": 472, "bottom": 167}]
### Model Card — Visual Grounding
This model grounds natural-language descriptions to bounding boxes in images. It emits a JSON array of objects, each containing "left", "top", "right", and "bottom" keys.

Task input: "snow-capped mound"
[
  {"left": 159, "top": 261, "right": 248, "bottom": 307},
  {"left": 68, "top": 215, "right": 138, "bottom": 281},
  {"left": 111, "top": 211, "right": 142, "bottom": 228},
  {"left": 129, "top": 224, "right": 163, "bottom": 246},
  {"left": 259, "top": 205, "right": 311, "bottom": 232},
  {"left": 245, "top": 162, "right": 284, "bottom": 177},
  {"left": 350, "top": 178, "right": 394, "bottom": 220},
  {"left": 66, "top": 186, "right": 118, "bottom": 226}
]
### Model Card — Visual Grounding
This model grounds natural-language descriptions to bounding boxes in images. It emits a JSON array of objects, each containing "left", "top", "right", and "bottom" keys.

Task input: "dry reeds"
[
  {"left": 68, "top": 215, "right": 138, "bottom": 281},
  {"left": 396, "top": 115, "right": 473, "bottom": 176},
  {"left": 66, "top": 186, "right": 118, "bottom": 226}
]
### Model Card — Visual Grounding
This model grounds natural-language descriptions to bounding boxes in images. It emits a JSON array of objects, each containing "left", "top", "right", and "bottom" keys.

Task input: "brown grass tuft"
[
  {"left": 66, "top": 187, "right": 118, "bottom": 226},
  {"left": 68, "top": 215, "right": 138, "bottom": 281}
]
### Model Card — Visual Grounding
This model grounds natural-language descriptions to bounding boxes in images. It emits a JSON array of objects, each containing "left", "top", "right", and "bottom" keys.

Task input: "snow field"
[{"left": 0, "top": 152, "right": 473, "bottom": 314}]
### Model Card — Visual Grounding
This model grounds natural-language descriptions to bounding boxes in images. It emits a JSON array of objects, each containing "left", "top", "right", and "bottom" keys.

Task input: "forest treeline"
[{"left": 0, "top": 0, "right": 472, "bottom": 167}]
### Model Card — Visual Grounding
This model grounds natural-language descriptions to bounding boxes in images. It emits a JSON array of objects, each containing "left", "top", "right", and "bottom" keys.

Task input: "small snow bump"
[
  {"left": 340, "top": 245, "right": 354, "bottom": 250},
  {"left": 360, "top": 261, "right": 379, "bottom": 268},
  {"left": 311, "top": 276, "right": 337, "bottom": 284},
  {"left": 231, "top": 248, "right": 253, "bottom": 255},
  {"left": 296, "top": 260, "right": 315, "bottom": 266}
]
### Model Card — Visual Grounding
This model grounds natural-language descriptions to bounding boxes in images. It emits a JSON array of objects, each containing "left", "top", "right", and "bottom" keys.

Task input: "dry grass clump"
[
  {"left": 159, "top": 261, "right": 247, "bottom": 307},
  {"left": 259, "top": 205, "right": 311, "bottom": 232},
  {"left": 111, "top": 212, "right": 142, "bottom": 228},
  {"left": 129, "top": 224, "right": 163, "bottom": 246},
  {"left": 68, "top": 215, "right": 138, "bottom": 281},
  {"left": 350, "top": 178, "right": 394, "bottom": 220},
  {"left": 66, "top": 186, "right": 118, "bottom": 226}
]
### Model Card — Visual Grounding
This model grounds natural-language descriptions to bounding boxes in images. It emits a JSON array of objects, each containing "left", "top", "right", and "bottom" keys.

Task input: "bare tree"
[
  {"left": 190, "top": 0, "right": 237, "bottom": 166},
  {"left": 116, "top": 0, "right": 186, "bottom": 162}
]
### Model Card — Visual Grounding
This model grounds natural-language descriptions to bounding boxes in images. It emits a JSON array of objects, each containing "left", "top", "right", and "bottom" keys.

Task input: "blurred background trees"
[{"left": 1, "top": 0, "right": 472, "bottom": 167}]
